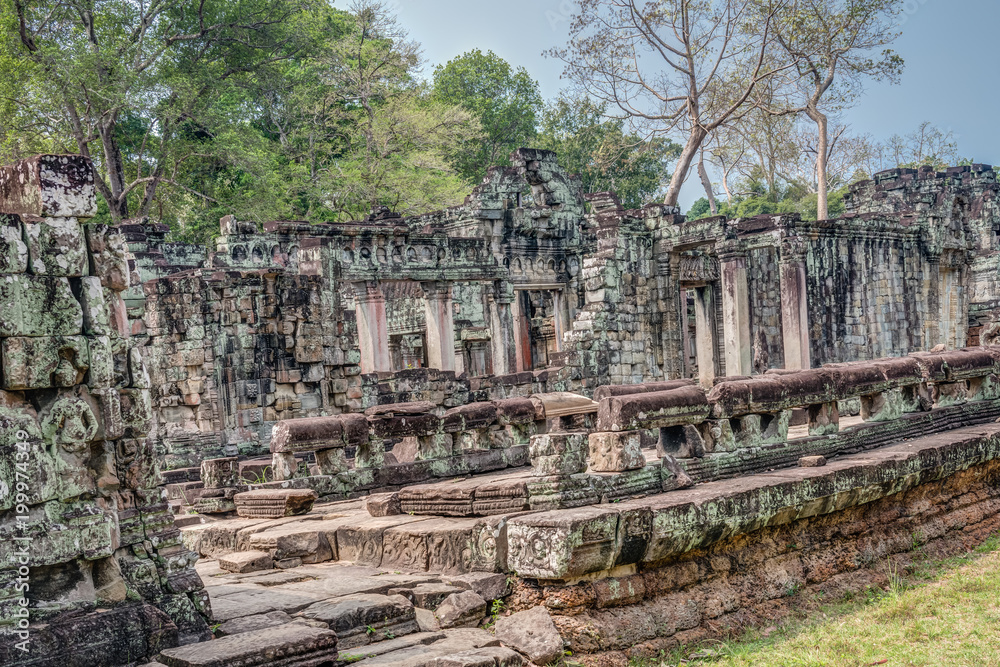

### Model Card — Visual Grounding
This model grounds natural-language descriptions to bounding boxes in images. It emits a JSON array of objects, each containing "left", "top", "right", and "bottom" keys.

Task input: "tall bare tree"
[
  {"left": 758, "top": 0, "right": 904, "bottom": 219},
  {"left": 548, "top": 0, "right": 796, "bottom": 208}
]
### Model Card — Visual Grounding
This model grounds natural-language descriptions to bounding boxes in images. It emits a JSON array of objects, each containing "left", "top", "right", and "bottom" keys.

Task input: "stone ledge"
[{"left": 506, "top": 422, "right": 1000, "bottom": 580}]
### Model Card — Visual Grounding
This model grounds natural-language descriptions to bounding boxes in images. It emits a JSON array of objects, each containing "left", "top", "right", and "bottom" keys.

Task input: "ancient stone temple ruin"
[
  {"left": 0, "top": 156, "right": 209, "bottom": 666},
  {"left": 4, "top": 150, "right": 1000, "bottom": 666}
]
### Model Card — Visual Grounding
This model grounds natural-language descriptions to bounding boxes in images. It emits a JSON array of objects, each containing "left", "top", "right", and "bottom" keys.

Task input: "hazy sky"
[{"left": 395, "top": 0, "right": 998, "bottom": 209}]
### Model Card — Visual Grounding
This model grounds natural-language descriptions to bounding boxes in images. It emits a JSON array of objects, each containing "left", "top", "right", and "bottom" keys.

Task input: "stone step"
[
  {"left": 157, "top": 624, "right": 338, "bottom": 667},
  {"left": 338, "top": 631, "right": 446, "bottom": 662},
  {"left": 296, "top": 593, "right": 417, "bottom": 649}
]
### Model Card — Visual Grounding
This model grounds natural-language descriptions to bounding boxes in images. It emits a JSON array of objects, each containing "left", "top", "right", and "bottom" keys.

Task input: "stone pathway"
[{"left": 146, "top": 556, "right": 539, "bottom": 667}]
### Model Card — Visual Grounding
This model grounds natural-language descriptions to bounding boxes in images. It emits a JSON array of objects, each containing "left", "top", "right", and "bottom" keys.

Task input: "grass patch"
[{"left": 636, "top": 534, "right": 1000, "bottom": 667}]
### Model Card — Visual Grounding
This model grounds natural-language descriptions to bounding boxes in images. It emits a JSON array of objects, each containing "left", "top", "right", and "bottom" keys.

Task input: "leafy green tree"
[
  {"left": 536, "top": 95, "right": 680, "bottom": 209},
  {"left": 432, "top": 49, "right": 542, "bottom": 182},
  {"left": 0, "top": 0, "right": 321, "bottom": 223}
]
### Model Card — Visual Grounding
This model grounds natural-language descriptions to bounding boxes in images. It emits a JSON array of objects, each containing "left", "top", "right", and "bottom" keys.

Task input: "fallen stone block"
[
  {"left": 234, "top": 489, "right": 318, "bottom": 518},
  {"left": 436, "top": 590, "right": 487, "bottom": 629},
  {"left": 388, "top": 583, "right": 464, "bottom": 610},
  {"left": 442, "top": 573, "right": 510, "bottom": 602},
  {"left": 368, "top": 492, "right": 402, "bottom": 516},
  {"left": 218, "top": 550, "right": 273, "bottom": 574},
  {"left": 246, "top": 520, "right": 337, "bottom": 563},
  {"left": 799, "top": 455, "right": 827, "bottom": 467},
  {"left": 297, "top": 593, "right": 417, "bottom": 649},
  {"left": 416, "top": 607, "right": 441, "bottom": 632},
  {"left": 494, "top": 606, "right": 563, "bottom": 666},
  {"left": 157, "top": 623, "right": 338, "bottom": 667}
]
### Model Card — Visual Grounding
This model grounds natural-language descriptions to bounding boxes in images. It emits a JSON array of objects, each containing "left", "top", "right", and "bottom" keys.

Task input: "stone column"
[
  {"left": 693, "top": 286, "right": 716, "bottom": 388},
  {"left": 353, "top": 281, "right": 391, "bottom": 372},
  {"left": 513, "top": 289, "right": 533, "bottom": 372},
  {"left": 718, "top": 244, "right": 752, "bottom": 377},
  {"left": 421, "top": 281, "right": 456, "bottom": 371},
  {"left": 779, "top": 237, "right": 811, "bottom": 370},
  {"left": 489, "top": 282, "right": 517, "bottom": 375},
  {"left": 552, "top": 290, "right": 565, "bottom": 353}
]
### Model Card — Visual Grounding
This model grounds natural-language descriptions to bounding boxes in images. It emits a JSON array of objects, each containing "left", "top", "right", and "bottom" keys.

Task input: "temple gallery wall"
[{"left": 3, "top": 150, "right": 1000, "bottom": 666}]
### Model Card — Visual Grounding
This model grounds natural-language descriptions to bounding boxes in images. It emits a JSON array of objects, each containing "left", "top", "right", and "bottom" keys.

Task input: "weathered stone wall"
[
  {"left": 118, "top": 150, "right": 1000, "bottom": 472},
  {"left": 0, "top": 155, "right": 208, "bottom": 666},
  {"left": 142, "top": 267, "right": 363, "bottom": 470},
  {"left": 506, "top": 445, "right": 1000, "bottom": 665}
]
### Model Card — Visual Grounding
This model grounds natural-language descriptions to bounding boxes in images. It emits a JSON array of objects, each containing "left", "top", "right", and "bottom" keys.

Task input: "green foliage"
[
  {"left": 433, "top": 49, "right": 542, "bottom": 183},
  {"left": 536, "top": 95, "right": 680, "bottom": 209},
  {"left": 686, "top": 186, "right": 849, "bottom": 222}
]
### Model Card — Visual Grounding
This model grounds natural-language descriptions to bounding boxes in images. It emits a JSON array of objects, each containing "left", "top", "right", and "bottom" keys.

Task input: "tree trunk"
[
  {"left": 697, "top": 149, "right": 717, "bottom": 215},
  {"left": 99, "top": 118, "right": 130, "bottom": 221},
  {"left": 663, "top": 126, "right": 707, "bottom": 208},
  {"left": 808, "top": 107, "right": 829, "bottom": 220}
]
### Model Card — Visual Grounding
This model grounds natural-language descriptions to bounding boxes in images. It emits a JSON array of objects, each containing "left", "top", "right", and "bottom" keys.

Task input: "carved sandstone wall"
[{"left": 0, "top": 156, "right": 209, "bottom": 667}]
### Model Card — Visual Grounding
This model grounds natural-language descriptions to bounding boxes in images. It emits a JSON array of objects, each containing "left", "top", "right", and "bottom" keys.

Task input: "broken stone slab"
[
  {"left": 435, "top": 590, "right": 487, "bottom": 629},
  {"left": 348, "top": 628, "right": 502, "bottom": 667},
  {"left": 157, "top": 623, "right": 338, "bottom": 667},
  {"left": 0, "top": 274, "right": 83, "bottom": 336},
  {"left": 388, "top": 583, "right": 465, "bottom": 610},
  {"left": 215, "top": 610, "right": 293, "bottom": 637},
  {"left": 442, "top": 573, "right": 510, "bottom": 602},
  {"left": 493, "top": 606, "right": 563, "bottom": 666},
  {"left": 234, "top": 489, "right": 318, "bottom": 518},
  {"left": 588, "top": 430, "right": 645, "bottom": 472},
  {"left": 297, "top": 593, "right": 417, "bottom": 649},
  {"left": 428, "top": 647, "right": 525, "bottom": 667},
  {"left": 367, "top": 492, "right": 402, "bottom": 516},
  {"left": 338, "top": 632, "right": 447, "bottom": 663},
  {"left": 24, "top": 216, "right": 89, "bottom": 276},
  {"left": 0, "top": 154, "right": 98, "bottom": 218},
  {"left": 218, "top": 550, "right": 273, "bottom": 574}
]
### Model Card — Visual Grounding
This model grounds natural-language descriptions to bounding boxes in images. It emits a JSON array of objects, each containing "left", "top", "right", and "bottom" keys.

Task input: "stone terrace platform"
[{"left": 169, "top": 419, "right": 1000, "bottom": 666}]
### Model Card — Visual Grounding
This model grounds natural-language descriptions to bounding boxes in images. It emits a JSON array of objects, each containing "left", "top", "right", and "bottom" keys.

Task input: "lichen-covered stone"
[{"left": 24, "top": 216, "right": 88, "bottom": 276}]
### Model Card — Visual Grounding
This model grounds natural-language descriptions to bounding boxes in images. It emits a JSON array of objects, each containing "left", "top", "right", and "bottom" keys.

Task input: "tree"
[
  {"left": 548, "top": 0, "right": 796, "bottom": 208},
  {"left": 882, "top": 121, "right": 962, "bottom": 171},
  {"left": 308, "top": 1, "right": 478, "bottom": 219},
  {"left": 432, "top": 49, "right": 542, "bottom": 183},
  {"left": 536, "top": 95, "right": 681, "bottom": 209},
  {"left": 758, "top": 0, "right": 904, "bottom": 219},
  {"left": 1, "top": 0, "right": 320, "bottom": 223}
]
